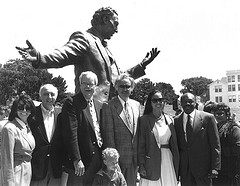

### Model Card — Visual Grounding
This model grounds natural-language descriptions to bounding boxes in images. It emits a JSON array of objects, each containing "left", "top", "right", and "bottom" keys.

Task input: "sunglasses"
[
  {"left": 214, "top": 112, "right": 225, "bottom": 116},
  {"left": 17, "top": 104, "right": 31, "bottom": 111},
  {"left": 151, "top": 98, "right": 166, "bottom": 103},
  {"left": 119, "top": 85, "right": 131, "bottom": 89}
]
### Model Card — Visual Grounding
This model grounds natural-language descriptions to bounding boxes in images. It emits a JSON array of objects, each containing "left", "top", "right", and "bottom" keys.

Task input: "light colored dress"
[
  {"left": 139, "top": 118, "right": 177, "bottom": 186},
  {"left": 0, "top": 118, "right": 35, "bottom": 186}
]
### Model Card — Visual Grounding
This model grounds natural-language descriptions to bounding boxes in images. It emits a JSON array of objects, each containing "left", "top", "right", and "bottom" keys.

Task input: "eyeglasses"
[
  {"left": 119, "top": 85, "right": 131, "bottom": 89},
  {"left": 151, "top": 98, "right": 166, "bottom": 103},
  {"left": 81, "top": 82, "right": 95, "bottom": 88}
]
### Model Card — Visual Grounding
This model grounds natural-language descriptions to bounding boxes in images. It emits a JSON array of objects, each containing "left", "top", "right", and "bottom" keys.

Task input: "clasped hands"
[{"left": 16, "top": 40, "right": 37, "bottom": 62}]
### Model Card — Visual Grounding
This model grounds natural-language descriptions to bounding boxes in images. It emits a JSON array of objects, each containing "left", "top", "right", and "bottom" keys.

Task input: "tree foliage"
[
  {"left": 0, "top": 59, "right": 68, "bottom": 105},
  {"left": 130, "top": 78, "right": 178, "bottom": 105},
  {"left": 180, "top": 76, "right": 213, "bottom": 100}
]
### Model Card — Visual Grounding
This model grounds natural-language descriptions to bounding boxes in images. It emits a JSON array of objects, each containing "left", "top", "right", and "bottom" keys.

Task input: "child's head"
[{"left": 102, "top": 148, "right": 119, "bottom": 171}]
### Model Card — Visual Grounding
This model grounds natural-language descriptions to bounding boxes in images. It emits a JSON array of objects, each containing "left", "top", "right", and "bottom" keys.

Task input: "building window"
[
  {"left": 229, "top": 95, "right": 236, "bottom": 102},
  {"left": 215, "top": 96, "right": 222, "bottom": 103},
  {"left": 233, "top": 95, "right": 236, "bottom": 102},
  {"left": 238, "top": 75, "right": 240, "bottom": 82},
  {"left": 215, "top": 85, "right": 222, "bottom": 92},
  {"left": 232, "top": 85, "right": 236, "bottom": 91},
  {"left": 228, "top": 84, "right": 236, "bottom": 91},
  {"left": 219, "top": 96, "right": 222, "bottom": 102},
  {"left": 228, "top": 75, "right": 236, "bottom": 82},
  {"left": 238, "top": 84, "right": 240, "bottom": 91},
  {"left": 228, "top": 76, "right": 231, "bottom": 83},
  {"left": 238, "top": 95, "right": 240, "bottom": 102},
  {"left": 228, "top": 85, "right": 232, "bottom": 91}
]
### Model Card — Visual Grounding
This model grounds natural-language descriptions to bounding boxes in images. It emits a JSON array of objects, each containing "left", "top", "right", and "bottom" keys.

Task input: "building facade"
[{"left": 209, "top": 70, "right": 240, "bottom": 108}]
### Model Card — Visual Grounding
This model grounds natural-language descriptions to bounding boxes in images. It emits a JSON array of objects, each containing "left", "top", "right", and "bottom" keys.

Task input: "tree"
[
  {"left": 180, "top": 76, "right": 213, "bottom": 100},
  {"left": 130, "top": 78, "right": 178, "bottom": 105},
  {"left": 0, "top": 59, "right": 68, "bottom": 105},
  {"left": 130, "top": 78, "right": 155, "bottom": 105},
  {"left": 155, "top": 82, "right": 178, "bottom": 104}
]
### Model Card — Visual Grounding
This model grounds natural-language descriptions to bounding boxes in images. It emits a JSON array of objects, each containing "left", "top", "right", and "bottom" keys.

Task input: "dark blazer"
[
  {"left": 138, "top": 113, "right": 179, "bottom": 181},
  {"left": 174, "top": 110, "right": 221, "bottom": 178},
  {"left": 32, "top": 28, "right": 145, "bottom": 97},
  {"left": 101, "top": 97, "right": 141, "bottom": 169},
  {"left": 29, "top": 105, "right": 63, "bottom": 180},
  {"left": 61, "top": 92, "right": 103, "bottom": 172}
]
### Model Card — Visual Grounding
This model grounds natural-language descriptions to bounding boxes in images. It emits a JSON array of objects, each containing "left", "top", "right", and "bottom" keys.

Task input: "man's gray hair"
[{"left": 79, "top": 71, "right": 98, "bottom": 85}]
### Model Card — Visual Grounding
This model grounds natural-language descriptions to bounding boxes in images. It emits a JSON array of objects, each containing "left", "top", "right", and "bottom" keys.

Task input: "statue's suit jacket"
[
  {"left": 32, "top": 28, "right": 145, "bottom": 98},
  {"left": 101, "top": 96, "right": 141, "bottom": 169},
  {"left": 61, "top": 92, "right": 103, "bottom": 182},
  {"left": 29, "top": 105, "right": 63, "bottom": 180},
  {"left": 174, "top": 110, "right": 221, "bottom": 179}
]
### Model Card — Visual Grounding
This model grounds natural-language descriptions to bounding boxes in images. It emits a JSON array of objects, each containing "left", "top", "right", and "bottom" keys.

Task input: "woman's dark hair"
[
  {"left": 143, "top": 89, "right": 163, "bottom": 115},
  {"left": 214, "top": 102, "right": 231, "bottom": 120},
  {"left": 8, "top": 92, "right": 35, "bottom": 122},
  {"left": 203, "top": 100, "right": 217, "bottom": 113}
]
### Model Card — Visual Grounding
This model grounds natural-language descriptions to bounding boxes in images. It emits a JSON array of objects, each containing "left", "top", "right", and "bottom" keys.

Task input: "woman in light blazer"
[
  {"left": 138, "top": 90, "right": 179, "bottom": 186},
  {"left": 1, "top": 92, "right": 36, "bottom": 186}
]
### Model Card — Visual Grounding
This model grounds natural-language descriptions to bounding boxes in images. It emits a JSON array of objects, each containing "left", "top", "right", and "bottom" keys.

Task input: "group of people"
[
  {"left": 0, "top": 4, "right": 239, "bottom": 186},
  {"left": 2, "top": 70, "right": 240, "bottom": 186}
]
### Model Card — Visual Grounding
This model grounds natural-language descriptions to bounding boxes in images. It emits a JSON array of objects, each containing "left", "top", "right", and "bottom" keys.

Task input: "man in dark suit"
[
  {"left": 16, "top": 7, "right": 160, "bottom": 100},
  {"left": 29, "top": 84, "right": 63, "bottom": 186},
  {"left": 61, "top": 71, "right": 103, "bottom": 186},
  {"left": 174, "top": 92, "right": 221, "bottom": 186},
  {"left": 101, "top": 73, "right": 141, "bottom": 186}
]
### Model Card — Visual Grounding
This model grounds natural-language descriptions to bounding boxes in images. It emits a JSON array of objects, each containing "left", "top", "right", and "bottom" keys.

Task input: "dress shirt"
[
  {"left": 118, "top": 96, "right": 134, "bottom": 133},
  {"left": 87, "top": 99, "right": 102, "bottom": 147},
  {"left": 41, "top": 104, "right": 55, "bottom": 142}
]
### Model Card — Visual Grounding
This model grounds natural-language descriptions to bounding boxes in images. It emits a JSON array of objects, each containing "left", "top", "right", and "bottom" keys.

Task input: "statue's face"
[{"left": 102, "top": 13, "right": 119, "bottom": 40}]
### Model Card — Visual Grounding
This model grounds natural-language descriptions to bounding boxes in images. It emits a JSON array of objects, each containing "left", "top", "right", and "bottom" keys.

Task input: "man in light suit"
[
  {"left": 101, "top": 73, "right": 141, "bottom": 186},
  {"left": 174, "top": 92, "right": 221, "bottom": 186},
  {"left": 61, "top": 71, "right": 103, "bottom": 186},
  {"left": 16, "top": 7, "right": 160, "bottom": 100},
  {"left": 29, "top": 84, "right": 63, "bottom": 186}
]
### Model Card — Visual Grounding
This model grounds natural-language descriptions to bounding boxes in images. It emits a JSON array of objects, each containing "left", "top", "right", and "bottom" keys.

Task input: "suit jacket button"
[
  {"left": 92, "top": 152, "right": 95, "bottom": 155},
  {"left": 47, "top": 154, "right": 50, "bottom": 157}
]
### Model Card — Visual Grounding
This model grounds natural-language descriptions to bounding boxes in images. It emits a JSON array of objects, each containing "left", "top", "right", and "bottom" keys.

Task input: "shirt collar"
[
  {"left": 184, "top": 109, "right": 196, "bottom": 119},
  {"left": 118, "top": 95, "right": 129, "bottom": 106},
  {"left": 41, "top": 104, "right": 54, "bottom": 116},
  {"left": 15, "top": 117, "right": 27, "bottom": 129}
]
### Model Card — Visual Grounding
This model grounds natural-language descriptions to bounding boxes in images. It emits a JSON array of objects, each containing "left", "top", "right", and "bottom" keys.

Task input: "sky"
[{"left": 0, "top": 0, "right": 240, "bottom": 94}]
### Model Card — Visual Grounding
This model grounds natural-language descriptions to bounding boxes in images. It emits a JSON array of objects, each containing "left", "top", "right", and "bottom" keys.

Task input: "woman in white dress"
[
  {"left": 138, "top": 90, "right": 179, "bottom": 186},
  {"left": 1, "top": 92, "right": 36, "bottom": 186}
]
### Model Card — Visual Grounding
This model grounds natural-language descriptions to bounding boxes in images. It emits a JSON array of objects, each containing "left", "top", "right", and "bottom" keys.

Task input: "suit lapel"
[
  {"left": 129, "top": 99, "right": 139, "bottom": 136},
  {"left": 189, "top": 110, "right": 202, "bottom": 145},
  {"left": 14, "top": 120, "right": 34, "bottom": 150},
  {"left": 114, "top": 98, "right": 133, "bottom": 133},
  {"left": 87, "top": 32, "right": 113, "bottom": 82},
  {"left": 83, "top": 107, "right": 95, "bottom": 132},
  {"left": 36, "top": 106, "right": 49, "bottom": 143}
]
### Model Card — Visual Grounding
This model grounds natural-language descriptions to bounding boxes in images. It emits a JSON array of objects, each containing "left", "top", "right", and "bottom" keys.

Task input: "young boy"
[{"left": 92, "top": 148, "right": 127, "bottom": 186}]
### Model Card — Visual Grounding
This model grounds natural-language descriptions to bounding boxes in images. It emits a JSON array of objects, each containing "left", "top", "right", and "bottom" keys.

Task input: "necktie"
[
  {"left": 88, "top": 100, "right": 102, "bottom": 147},
  {"left": 186, "top": 114, "right": 193, "bottom": 142},
  {"left": 124, "top": 102, "right": 133, "bottom": 133}
]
